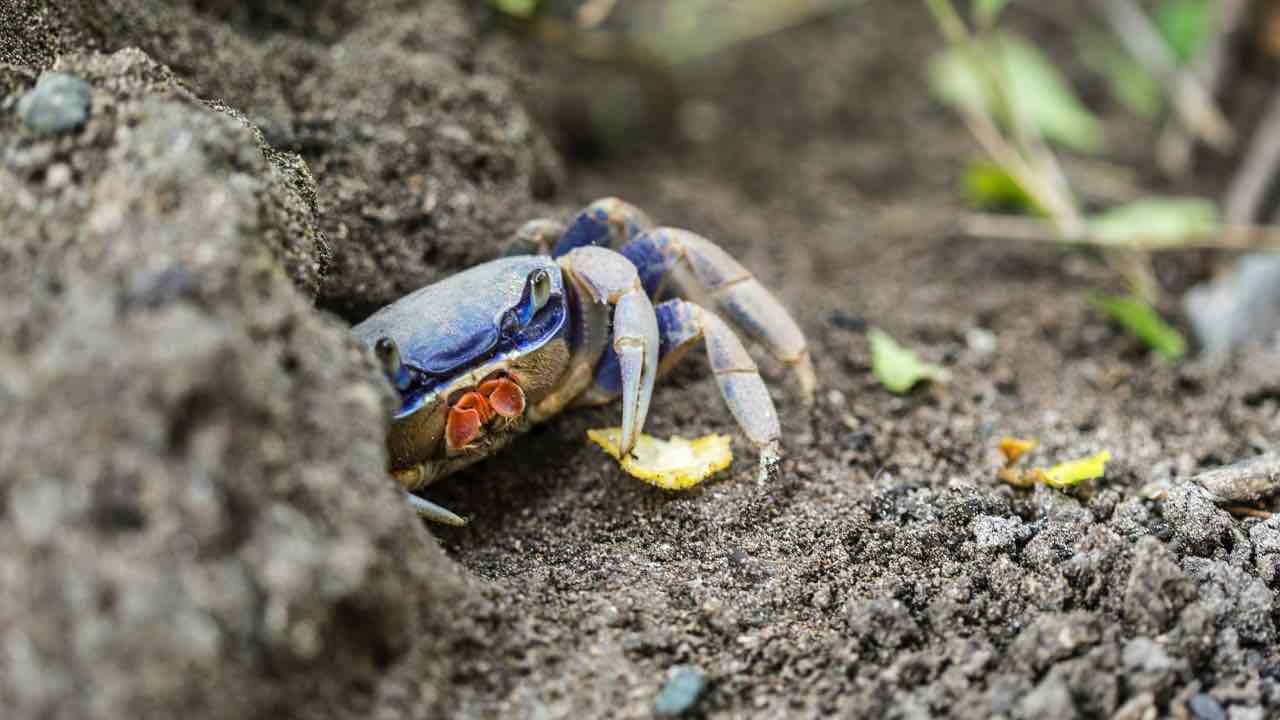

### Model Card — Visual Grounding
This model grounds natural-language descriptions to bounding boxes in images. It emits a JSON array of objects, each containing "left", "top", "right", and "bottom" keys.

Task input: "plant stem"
[{"left": 923, "top": 0, "right": 970, "bottom": 45}]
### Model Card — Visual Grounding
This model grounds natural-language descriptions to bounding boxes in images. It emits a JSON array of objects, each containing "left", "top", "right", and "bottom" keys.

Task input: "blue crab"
[{"left": 353, "top": 198, "right": 814, "bottom": 524}]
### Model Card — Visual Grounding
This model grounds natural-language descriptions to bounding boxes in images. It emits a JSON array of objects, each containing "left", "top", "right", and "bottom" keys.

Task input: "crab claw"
[
  {"left": 446, "top": 391, "right": 491, "bottom": 451},
  {"left": 612, "top": 289, "right": 660, "bottom": 457},
  {"left": 479, "top": 377, "right": 526, "bottom": 418}
]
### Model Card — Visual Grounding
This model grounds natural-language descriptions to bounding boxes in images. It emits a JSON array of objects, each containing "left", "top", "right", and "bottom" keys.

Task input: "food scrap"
[
  {"left": 1042, "top": 450, "right": 1112, "bottom": 488},
  {"left": 996, "top": 436, "right": 1112, "bottom": 490},
  {"left": 997, "top": 436, "right": 1038, "bottom": 465},
  {"left": 587, "top": 428, "right": 733, "bottom": 490}
]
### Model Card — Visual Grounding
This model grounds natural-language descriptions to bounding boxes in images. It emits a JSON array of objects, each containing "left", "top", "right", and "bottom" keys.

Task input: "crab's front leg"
[
  {"left": 620, "top": 228, "right": 816, "bottom": 403},
  {"left": 558, "top": 246, "right": 660, "bottom": 456},
  {"left": 584, "top": 297, "right": 782, "bottom": 463}
]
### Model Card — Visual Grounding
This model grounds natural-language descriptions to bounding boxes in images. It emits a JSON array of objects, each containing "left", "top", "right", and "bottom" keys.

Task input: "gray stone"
[
  {"left": 17, "top": 72, "right": 92, "bottom": 134},
  {"left": 1122, "top": 637, "right": 1175, "bottom": 672},
  {"left": 1250, "top": 516, "right": 1280, "bottom": 554},
  {"left": 655, "top": 666, "right": 706, "bottom": 716},
  {"left": 1017, "top": 676, "right": 1077, "bottom": 720},
  {"left": 1185, "top": 254, "right": 1280, "bottom": 355},
  {"left": 1188, "top": 693, "right": 1227, "bottom": 720},
  {"left": 1228, "top": 707, "right": 1264, "bottom": 720},
  {"left": 972, "top": 514, "right": 1025, "bottom": 551}
]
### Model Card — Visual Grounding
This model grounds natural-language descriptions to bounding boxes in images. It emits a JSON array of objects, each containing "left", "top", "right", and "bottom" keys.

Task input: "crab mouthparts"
[{"left": 445, "top": 376, "right": 527, "bottom": 452}]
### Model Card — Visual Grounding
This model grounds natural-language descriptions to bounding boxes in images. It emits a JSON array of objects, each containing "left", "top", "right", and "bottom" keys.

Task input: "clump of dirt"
[{"left": 0, "top": 1, "right": 558, "bottom": 717}]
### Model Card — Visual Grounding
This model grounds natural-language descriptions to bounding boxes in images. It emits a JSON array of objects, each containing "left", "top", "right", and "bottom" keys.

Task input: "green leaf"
[
  {"left": 1155, "top": 0, "right": 1215, "bottom": 64},
  {"left": 1043, "top": 450, "right": 1112, "bottom": 489},
  {"left": 1088, "top": 197, "right": 1218, "bottom": 246},
  {"left": 868, "top": 328, "right": 948, "bottom": 394},
  {"left": 1087, "top": 293, "right": 1188, "bottom": 361},
  {"left": 928, "top": 46, "right": 990, "bottom": 112},
  {"left": 962, "top": 161, "right": 1041, "bottom": 213},
  {"left": 1078, "top": 34, "right": 1163, "bottom": 119},
  {"left": 491, "top": 0, "right": 539, "bottom": 18},
  {"left": 973, "top": 0, "right": 1010, "bottom": 26},
  {"left": 997, "top": 35, "right": 1105, "bottom": 153},
  {"left": 928, "top": 33, "right": 1105, "bottom": 153}
]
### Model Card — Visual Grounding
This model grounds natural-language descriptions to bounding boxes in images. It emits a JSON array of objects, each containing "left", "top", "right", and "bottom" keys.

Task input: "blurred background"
[{"left": 488, "top": 0, "right": 1280, "bottom": 359}]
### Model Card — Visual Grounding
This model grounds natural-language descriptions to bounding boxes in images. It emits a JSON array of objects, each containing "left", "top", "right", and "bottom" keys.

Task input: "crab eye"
[
  {"left": 530, "top": 269, "right": 552, "bottom": 311},
  {"left": 375, "top": 337, "right": 411, "bottom": 391}
]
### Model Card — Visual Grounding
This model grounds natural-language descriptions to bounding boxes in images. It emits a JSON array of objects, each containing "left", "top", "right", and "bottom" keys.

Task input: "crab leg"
[
  {"left": 619, "top": 228, "right": 816, "bottom": 403},
  {"left": 558, "top": 246, "right": 660, "bottom": 457},
  {"left": 611, "top": 289, "right": 660, "bottom": 455},
  {"left": 505, "top": 218, "right": 565, "bottom": 257},
  {"left": 551, "top": 197, "right": 653, "bottom": 258},
  {"left": 404, "top": 492, "right": 467, "bottom": 527},
  {"left": 578, "top": 298, "right": 781, "bottom": 452}
]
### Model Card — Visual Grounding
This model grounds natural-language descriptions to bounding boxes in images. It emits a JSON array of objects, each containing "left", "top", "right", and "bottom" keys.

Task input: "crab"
[{"left": 352, "top": 198, "right": 815, "bottom": 525}]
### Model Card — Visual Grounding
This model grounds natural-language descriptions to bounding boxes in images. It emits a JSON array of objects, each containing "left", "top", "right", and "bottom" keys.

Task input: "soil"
[{"left": 2, "top": 2, "right": 1279, "bottom": 719}]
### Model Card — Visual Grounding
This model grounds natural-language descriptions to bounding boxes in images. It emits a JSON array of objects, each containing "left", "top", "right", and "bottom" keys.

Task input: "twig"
[
  {"left": 1225, "top": 506, "right": 1273, "bottom": 519},
  {"left": 923, "top": 0, "right": 969, "bottom": 45},
  {"left": 960, "top": 212, "right": 1280, "bottom": 251},
  {"left": 1225, "top": 87, "right": 1280, "bottom": 224},
  {"left": 1194, "top": 453, "right": 1280, "bottom": 505},
  {"left": 959, "top": 109, "right": 1083, "bottom": 235},
  {"left": 1156, "top": 0, "right": 1250, "bottom": 176},
  {"left": 1089, "top": 0, "right": 1234, "bottom": 152}
]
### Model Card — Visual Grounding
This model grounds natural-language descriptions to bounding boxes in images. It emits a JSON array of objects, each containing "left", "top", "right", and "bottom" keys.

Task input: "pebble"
[
  {"left": 655, "top": 666, "right": 706, "bottom": 716},
  {"left": 1188, "top": 693, "right": 1227, "bottom": 720},
  {"left": 18, "top": 72, "right": 93, "bottom": 135}
]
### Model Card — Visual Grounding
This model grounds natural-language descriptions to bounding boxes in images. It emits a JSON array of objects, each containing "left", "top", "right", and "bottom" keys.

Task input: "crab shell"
[{"left": 352, "top": 256, "right": 573, "bottom": 484}]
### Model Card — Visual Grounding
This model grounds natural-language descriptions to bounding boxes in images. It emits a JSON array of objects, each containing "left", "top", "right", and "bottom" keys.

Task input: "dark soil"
[{"left": 2, "top": 2, "right": 1279, "bottom": 719}]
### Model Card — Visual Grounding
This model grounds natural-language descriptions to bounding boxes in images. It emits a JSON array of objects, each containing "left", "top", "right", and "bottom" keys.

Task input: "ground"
[{"left": 1, "top": 1, "right": 1278, "bottom": 719}]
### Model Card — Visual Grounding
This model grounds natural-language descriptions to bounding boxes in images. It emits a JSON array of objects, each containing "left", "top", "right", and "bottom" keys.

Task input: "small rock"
[
  {"left": 1228, "top": 706, "right": 1264, "bottom": 720},
  {"left": 1122, "top": 637, "right": 1174, "bottom": 673},
  {"left": 1184, "top": 254, "right": 1280, "bottom": 354},
  {"left": 655, "top": 666, "right": 706, "bottom": 717},
  {"left": 971, "top": 514, "right": 1025, "bottom": 551},
  {"left": 17, "top": 72, "right": 93, "bottom": 135},
  {"left": 1162, "top": 484, "right": 1235, "bottom": 556},
  {"left": 966, "top": 326, "right": 996, "bottom": 357},
  {"left": 1018, "top": 676, "right": 1077, "bottom": 719},
  {"left": 1112, "top": 691, "right": 1157, "bottom": 720},
  {"left": 1187, "top": 693, "right": 1227, "bottom": 720}
]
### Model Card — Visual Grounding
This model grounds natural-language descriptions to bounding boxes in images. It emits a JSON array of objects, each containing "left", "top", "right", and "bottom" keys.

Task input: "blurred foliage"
[
  {"left": 963, "top": 161, "right": 1042, "bottom": 213},
  {"left": 1079, "top": 33, "right": 1164, "bottom": 119},
  {"left": 1155, "top": 0, "right": 1216, "bottom": 63},
  {"left": 1078, "top": 0, "right": 1215, "bottom": 120},
  {"left": 488, "top": 0, "right": 861, "bottom": 65},
  {"left": 1088, "top": 197, "right": 1219, "bottom": 246},
  {"left": 972, "top": 0, "right": 1010, "bottom": 27},
  {"left": 1088, "top": 293, "right": 1188, "bottom": 360},
  {"left": 929, "top": 32, "right": 1105, "bottom": 153},
  {"left": 492, "top": 0, "right": 541, "bottom": 18}
]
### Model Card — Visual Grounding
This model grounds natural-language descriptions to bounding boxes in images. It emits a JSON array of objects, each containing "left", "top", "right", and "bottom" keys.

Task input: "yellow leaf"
[
  {"left": 998, "top": 436, "right": 1038, "bottom": 466},
  {"left": 1043, "top": 450, "right": 1112, "bottom": 489},
  {"left": 587, "top": 428, "right": 733, "bottom": 490}
]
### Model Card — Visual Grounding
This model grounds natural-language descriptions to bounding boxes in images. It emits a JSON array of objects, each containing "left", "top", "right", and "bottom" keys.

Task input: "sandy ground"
[{"left": 2, "top": 1, "right": 1279, "bottom": 718}]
